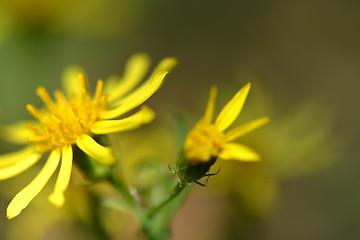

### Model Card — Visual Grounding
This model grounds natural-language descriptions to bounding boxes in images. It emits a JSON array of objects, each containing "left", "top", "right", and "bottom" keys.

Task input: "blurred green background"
[{"left": 0, "top": 0, "right": 359, "bottom": 239}]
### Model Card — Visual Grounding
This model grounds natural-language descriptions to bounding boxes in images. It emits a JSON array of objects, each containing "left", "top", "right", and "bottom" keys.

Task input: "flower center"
[
  {"left": 184, "top": 122, "right": 225, "bottom": 162},
  {"left": 27, "top": 75, "right": 107, "bottom": 152}
]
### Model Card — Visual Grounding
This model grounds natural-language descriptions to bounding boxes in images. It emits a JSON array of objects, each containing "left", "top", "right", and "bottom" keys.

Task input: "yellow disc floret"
[
  {"left": 184, "top": 122, "right": 226, "bottom": 163},
  {"left": 26, "top": 74, "right": 107, "bottom": 152}
]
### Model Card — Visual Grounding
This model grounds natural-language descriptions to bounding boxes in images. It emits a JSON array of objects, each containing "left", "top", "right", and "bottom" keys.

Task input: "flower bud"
[{"left": 174, "top": 148, "right": 217, "bottom": 186}]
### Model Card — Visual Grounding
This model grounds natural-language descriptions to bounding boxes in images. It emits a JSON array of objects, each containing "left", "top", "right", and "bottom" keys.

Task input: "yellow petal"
[
  {"left": 151, "top": 57, "right": 178, "bottom": 74},
  {"left": 219, "top": 142, "right": 260, "bottom": 161},
  {"left": 0, "top": 149, "right": 42, "bottom": 180},
  {"left": 109, "top": 57, "right": 178, "bottom": 107},
  {"left": 36, "top": 86, "right": 55, "bottom": 109},
  {"left": 101, "top": 71, "right": 168, "bottom": 119},
  {"left": 1, "top": 121, "right": 33, "bottom": 145},
  {"left": 76, "top": 134, "right": 116, "bottom": 166},
  {"left": 0, "top": 146, "right": 36, "bottom": 168},
  {"left": 106, "top": 53, "right": 151, "bottom": 102},
  {"left": 61, "top": 66, "right": 85, "bottom": 98},
  {"left": 214, "top": 83, "right": 251, "bottom": 131},
  {"left": 203, "top": 86, "right": 218, "bottom": 124},
  {"left": 7, "top": 150, "right": 61, "bottom": 219},
  {"left": 225, "top": 117, "right": 270, "bottom": 141},
  {"left": 91, "top": 106, "right": 155, "bottom": 134},
  {"left": 48, "top": 145, "right": 73, "bottom": 207}
]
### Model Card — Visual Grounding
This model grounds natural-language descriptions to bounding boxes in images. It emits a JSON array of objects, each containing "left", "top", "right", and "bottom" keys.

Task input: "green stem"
[
  {"left": 89, "top": 192, "right": 112, "bottom": 240},
  {"left": 106, "top": 174, "right": 145, "bottom": 221},
  {"left": 106, "top": 171, "right": 188, "bottom": 240},
  {"left": 106, "top": 172, "right": 164, "bottom": 240},
  {"left": 147, "top": 183, "right": 186, "bottom": 219}
]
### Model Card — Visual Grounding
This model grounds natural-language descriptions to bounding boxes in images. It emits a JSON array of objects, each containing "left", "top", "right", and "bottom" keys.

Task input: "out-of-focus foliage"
[{"left": 0, "top": 0, "right": 148, "bottom": 37}]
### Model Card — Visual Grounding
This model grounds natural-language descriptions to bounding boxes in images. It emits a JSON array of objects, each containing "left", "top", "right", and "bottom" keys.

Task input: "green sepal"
[{"left": 174, "top": 148, "right": 217, "bottom": 186}]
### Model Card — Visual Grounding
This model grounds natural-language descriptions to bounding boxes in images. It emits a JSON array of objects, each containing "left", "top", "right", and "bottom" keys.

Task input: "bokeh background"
[{"left": 0, "top": 0, "right": 359, "bottom": 239}]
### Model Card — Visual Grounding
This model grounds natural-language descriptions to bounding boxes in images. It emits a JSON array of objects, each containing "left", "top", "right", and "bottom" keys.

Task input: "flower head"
[
  {"left": 176, "top": 83, "right": 269, "bottom": 185},
  {"left": 0, "top": 53, "right": 177, "bottom": 219}
]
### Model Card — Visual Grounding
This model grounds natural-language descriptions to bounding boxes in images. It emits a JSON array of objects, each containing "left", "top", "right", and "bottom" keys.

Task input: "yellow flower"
[
  {"left": 184, "top": 83, "right": 269, "bottom": 163},
  {"left": 0, "top": 53, "right": 177, "bottom": 219}
]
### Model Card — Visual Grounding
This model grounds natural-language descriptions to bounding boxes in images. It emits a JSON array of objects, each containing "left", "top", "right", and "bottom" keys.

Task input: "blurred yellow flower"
[
  {"left": 184, "top": 83, "right": 269, "bottom": 163},
  {"left": 207, "top": 82, "right": 338, "bottom": 218},
  {"left": 0, "top": 53, "right": 177, "bottom": 219}
]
